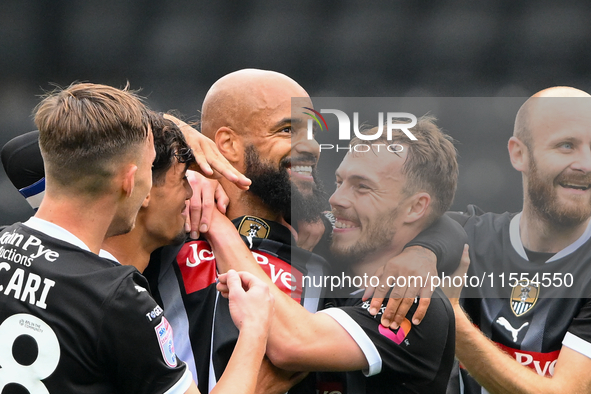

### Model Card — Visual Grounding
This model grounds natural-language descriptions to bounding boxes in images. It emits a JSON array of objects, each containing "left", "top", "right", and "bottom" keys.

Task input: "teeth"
[
  {"left": 292, "top": 166, "right": 312, "bottom": 176},
  {"left": 562, "top": 183, "right": 590, "bottom": 190},
  {"left": 335, "top": 220, "right": 355, "bottom": 229}
]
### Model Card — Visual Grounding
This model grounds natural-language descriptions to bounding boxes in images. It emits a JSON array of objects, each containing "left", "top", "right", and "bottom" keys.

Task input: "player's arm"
[
  {"left": 454, "top": 310, "right": 591, "bottom": 393},
  {"left": 207, "top": 211, "right": 368, "bottom": 372},
  {"left": 209, "top": 270, "right": 275, "bottom": 394},
  {"left": 367, "top": 214, "right": 468, "bottom": 328},
  {"left": 185, "top": 381, "right": 199, "bottom": 394},
  {"left": 446, "top": 247, "right": 591, "bottom": 394}
]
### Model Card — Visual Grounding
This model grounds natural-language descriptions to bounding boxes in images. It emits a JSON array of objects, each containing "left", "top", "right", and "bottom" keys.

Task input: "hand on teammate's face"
[{"left": 164, "top": 113, "right": 251, "bottom": 190}]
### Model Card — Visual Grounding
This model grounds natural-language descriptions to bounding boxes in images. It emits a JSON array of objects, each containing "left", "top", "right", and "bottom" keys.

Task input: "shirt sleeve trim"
[
  {"left": 319, "top": 307, "right": 382, "bottom": 376},
  {"left": 163, "top": 365, "right": 192, "bottom": 394},
  {"left": 563, "top": 332, "right": 591, "bottom": 360}
]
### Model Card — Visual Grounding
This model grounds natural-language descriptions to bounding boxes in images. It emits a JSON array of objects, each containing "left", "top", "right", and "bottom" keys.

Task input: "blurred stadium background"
[{"left": 2, "top": 0, "right": 591, "bottom": 224}]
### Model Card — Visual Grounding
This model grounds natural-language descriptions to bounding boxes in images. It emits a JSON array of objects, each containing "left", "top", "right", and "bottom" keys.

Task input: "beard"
[
  {"left": 171, "top": 229, "right": 188, "bottom": 246},
  {"left": 329, "top": 206, "right": 399, "bottom": 265},
  {"left": 243, "top": 145, "right": 327, "bottom": 224},
  {"left": 527, "top": 153, "right": 591, "bottom": 227}
]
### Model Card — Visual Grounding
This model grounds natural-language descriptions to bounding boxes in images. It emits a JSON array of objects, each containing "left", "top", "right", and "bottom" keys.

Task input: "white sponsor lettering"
[
  {"left": 0, "top": 233, "right": 59, "bottom": 263},
  {"left": 184, "top": 246, "right": 295, "bottom": 290},
  {"left": 251, "top": 251, "right": 268, "bottom": 265},
  {"left": 185, "top": 243, "right": 216, "bottom": 267},
  {"left": 22, "top": 235, "right": 59, "bottom": 262},
  {"left": 146, "top": 305, "right": 164, "bottom": 322},
  {"left": 514, "top": 352, "right": 557, "bottom": 376}
]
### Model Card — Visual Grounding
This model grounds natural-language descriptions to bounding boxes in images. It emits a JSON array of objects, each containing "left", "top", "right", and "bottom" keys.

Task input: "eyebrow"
[
  {"left": 335, "top": 170, "right": 378, "bottom": 185},
  {"left": 271, "top": 118, "right": 292, "bottom": 129},
  {"left": 271, "top": 117, "right": 305, "bottom": 129}
]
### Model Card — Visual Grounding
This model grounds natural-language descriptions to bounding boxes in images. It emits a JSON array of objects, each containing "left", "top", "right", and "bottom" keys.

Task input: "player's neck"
[
  {"left": 520, "top": 206, "right": 591, "bottom": 253},
  {"left": 35, "top": 194, "right": 116, "bottom": 255},
  {"left": 101, "top": 229, "right": 152, "bottom": 273},
  {"left": 225, "top": 185, "right": 284, "bottom": 223}
]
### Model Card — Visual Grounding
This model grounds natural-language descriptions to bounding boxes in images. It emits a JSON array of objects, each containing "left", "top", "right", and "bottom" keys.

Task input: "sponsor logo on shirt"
[
  {"left": 378, "top": 318, "right": 412, "bottom": 345},
  {"left": 146, "top": 305, "right": 164, "bottom": 322},
  {"left": 496, "top": 317, "right": 529, "bottom": 342},
  {"left": 154, "top": 317, "right": 177, "bottom": 368},
  {"left": 494, "top": 343, "right": 559, "bottom": 377},
  {"left": 177, "top": 240, "right": 303, "bottom": 300}
]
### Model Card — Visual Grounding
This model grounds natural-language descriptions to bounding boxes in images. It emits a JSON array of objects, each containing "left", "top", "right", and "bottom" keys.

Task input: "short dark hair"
[
  {"left": 34, "top": 82, "right": 150, "bottom": 195},
  {"left": 150, "top": 113, "right": 195, "bottom": 186},
  {"left": 350, "top": 115, "right": 458, "bottom": 223}
]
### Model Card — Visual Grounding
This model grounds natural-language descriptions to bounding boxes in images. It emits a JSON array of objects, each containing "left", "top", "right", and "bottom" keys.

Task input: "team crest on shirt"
[
  {"left": 154, "top": 317, "right": 177, "bottom": 367},
  {"left": 238, "top": 216, "right": 270, "bottom": 239},
  {"left": 510, "top": 280, "right": 539, "bottom": 316}
]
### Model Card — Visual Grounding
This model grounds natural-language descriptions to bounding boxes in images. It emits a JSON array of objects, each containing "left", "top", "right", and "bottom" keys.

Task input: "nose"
[
  {"left": 572, "top": 146, "right": 591, "bottom": 173},
  {"left": 329, "top": 183, "right": 351, "bottom": 210},
  {"left": 184, "top": 178, "right": 194, "bottom": 200},
  {"left": 293, "top": 133, "right": 320, "bottom": 161}
]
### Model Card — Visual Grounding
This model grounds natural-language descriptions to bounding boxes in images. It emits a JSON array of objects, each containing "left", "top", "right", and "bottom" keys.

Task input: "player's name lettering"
[
  {"left": 0, "top": 263, "right": 55, "bottom": 309},
  {"left": 0, "top": 231, "right": 60, "bottom": 262},
  {"left": 496, "top": 343, "right": 559, "bottom": 377},
  {"left": 0, "top": 245, "right": 33, "bottom": 267}
]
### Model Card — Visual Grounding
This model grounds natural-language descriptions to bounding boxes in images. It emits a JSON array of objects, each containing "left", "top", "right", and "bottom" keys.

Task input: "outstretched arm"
[{"left": 207, "top": 210, "right": 368, "bottom": 372}]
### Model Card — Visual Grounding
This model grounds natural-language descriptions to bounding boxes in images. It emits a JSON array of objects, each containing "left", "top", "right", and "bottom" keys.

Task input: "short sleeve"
[
  {"left": 319, "top": 295, "right": 454, "bottom": 385},
  {"left": 99, "top": 271, "right": 192, "bottom": 394},
  {"left": 564, "top": 298, "right": 591, "bottom": 360}
]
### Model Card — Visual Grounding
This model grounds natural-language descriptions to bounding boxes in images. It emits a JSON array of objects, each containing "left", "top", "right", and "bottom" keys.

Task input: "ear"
[
  {"left": 403, "top": 192, "right": 431, "bottom": 224},
  {"left": 508, "top": 136, "right": 528, "bottom": 172},
  {"left": 121, "top": 164, "right": 138, "bottom": 198},
  {"left": 215, "top": 127, "right": 241, "bottom": 164},
  {"left": 141, "top": 192, "right": 151, "bottom": 208}
]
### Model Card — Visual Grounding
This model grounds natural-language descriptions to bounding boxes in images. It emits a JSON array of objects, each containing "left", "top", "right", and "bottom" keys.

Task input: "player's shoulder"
[{"left": 451, "top": 204, "right": 516, "bottom": 238}]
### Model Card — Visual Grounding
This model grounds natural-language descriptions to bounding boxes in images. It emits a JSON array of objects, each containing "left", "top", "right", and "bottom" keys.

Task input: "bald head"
[
  {"left": 201, "top": 69, "right": 309, "bottom": 140},
  {"left": 514, "top": 86, "right": 591, "bottom": 147}
]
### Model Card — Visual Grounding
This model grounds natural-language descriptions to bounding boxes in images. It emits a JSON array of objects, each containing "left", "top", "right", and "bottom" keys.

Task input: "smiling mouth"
[
  {"left": 334, "top": 218, "right": 359, "bottom": 229},
  {"left": 560, "top": 182, "right": 591, "bottom": 191},
  {"left": 292, "top": 165, "right": 313, "bottom": 177}
]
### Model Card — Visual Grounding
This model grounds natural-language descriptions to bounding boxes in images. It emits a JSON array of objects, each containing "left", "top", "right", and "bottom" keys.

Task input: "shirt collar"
[{"left": 23, "top": 216, "right": 92, "bottom": 252}]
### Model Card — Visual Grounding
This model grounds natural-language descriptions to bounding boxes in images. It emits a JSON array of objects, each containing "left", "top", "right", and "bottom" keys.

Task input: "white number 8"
[{"left": 0, "top": 314, "right": 60, "bottom": 394}]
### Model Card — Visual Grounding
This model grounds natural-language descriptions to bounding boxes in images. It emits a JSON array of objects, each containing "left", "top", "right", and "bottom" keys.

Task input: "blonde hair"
[{"left": 35, "top": 82, "right": 150, "bottom": 195}]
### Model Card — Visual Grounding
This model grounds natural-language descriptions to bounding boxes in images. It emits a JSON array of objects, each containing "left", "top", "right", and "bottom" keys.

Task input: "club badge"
[
  {"left": 511, "top": 280, "right": 539, "bottom": 316},
  {"left": 238, "top": 216, "right": 270, "bottom": 239}
]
